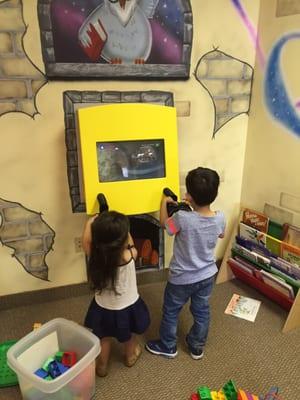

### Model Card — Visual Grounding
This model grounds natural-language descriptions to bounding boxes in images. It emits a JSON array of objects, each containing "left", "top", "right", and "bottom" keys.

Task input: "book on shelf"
[
  {"left": 281, "top": 242, "right": 300, "bottom": 267},
  {"left": 260, "top": 270, "right": 295, "bottom": 299},
  {"left": 228, "top": 257, "right": 254, "bottom": 275},
  {"left": 239, "top": 222, "right": 267, "bottom": 247},
  {"left": 224, "top": 293, "right": 261, "bottom": 322},
  {"left": 282, "top": 224, "right": 300, "bottom": 248},
  {"left": 231, "top": 243, "right": 300, "bottom": 291},
  {"left": 242, "top": 208, "right": 269, "bottom": 233},
  {"left": 270, "top": 257, "right": 300, "bottom": 280}
]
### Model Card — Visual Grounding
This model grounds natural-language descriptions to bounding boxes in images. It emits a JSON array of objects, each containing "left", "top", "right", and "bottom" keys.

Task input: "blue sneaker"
[
  {"left": 145, "top": 340, "right": 178, "bottom": 358},
  {"left": 185, "top": 337, "right": 204, "bottom": 360}
]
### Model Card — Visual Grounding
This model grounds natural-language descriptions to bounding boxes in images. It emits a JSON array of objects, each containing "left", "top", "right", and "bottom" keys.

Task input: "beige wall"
[
  {"left": 0, "top": 0, "right": 260, "bottom": 295},
  {"left": 241, "top": 0, "right": 300, "bottom": 223}
]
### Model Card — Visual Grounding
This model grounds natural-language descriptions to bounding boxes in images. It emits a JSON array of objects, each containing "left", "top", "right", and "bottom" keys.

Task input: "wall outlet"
[{"left": 74, "top": 237, "right": 83, "bottom": 253}]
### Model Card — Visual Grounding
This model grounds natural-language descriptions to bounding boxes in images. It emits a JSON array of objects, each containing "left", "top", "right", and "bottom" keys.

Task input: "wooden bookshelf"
[{"left": 216, "top": 208, "right": 300, "bottom": 333}]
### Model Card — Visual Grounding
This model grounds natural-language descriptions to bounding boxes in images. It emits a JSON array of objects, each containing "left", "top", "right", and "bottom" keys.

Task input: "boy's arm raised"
[{"left": 160, "top": 196, "right": 176, "bottom": 228}]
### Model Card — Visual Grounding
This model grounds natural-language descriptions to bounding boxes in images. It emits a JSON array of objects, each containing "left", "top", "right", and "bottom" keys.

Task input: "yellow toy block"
[
  {"left": 217, "top": 390, "right": 226, "bottom": 400},
  {"left": 78, "top": 103, "right": 180, "bottom": 215},
  {"left": 211, "top": 391, "right": 219, "bottom": 400},
  {"left": 238, "top": 389, "right": 259, "bottom": 400}
]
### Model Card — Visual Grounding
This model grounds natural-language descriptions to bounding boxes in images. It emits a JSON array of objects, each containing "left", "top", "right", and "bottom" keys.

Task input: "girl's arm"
[{"left": 82, "top": 215, "right": 98, "bottom": 257}]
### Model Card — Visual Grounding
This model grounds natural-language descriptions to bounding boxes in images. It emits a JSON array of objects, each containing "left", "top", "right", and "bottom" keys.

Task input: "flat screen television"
[
  {"left": 96, "top": 139, "right": 166, "bottom": 183},
  {"left": 78, "top": 103, "right": 179, "bottom": 215}
]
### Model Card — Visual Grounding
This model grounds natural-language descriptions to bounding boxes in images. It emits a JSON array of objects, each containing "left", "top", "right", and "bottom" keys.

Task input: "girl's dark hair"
[
  {"left": 88, "top": 211, "right": 129, "bottom": 292},
  {"left": 186, "top": 167, "right": 220, "bottom": 207}
]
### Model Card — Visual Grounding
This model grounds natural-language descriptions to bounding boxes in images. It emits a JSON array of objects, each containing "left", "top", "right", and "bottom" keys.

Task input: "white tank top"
[{"left": 95, "top": 257, "right": 139, "bottom": 310}]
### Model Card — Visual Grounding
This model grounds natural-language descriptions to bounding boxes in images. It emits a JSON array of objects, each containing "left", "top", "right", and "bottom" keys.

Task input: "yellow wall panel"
[{"left": 78, "top": 103, "right": 179, "bottom": 215}]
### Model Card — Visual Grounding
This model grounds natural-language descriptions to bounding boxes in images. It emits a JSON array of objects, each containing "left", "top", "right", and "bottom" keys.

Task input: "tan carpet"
[{"left": 0, "top": 279, "right": 299, "bottom": 400}]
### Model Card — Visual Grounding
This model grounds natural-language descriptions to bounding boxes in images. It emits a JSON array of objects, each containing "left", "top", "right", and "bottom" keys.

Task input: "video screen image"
[{"left": 96, "top": 139, "right": 165, "bottom": 182}]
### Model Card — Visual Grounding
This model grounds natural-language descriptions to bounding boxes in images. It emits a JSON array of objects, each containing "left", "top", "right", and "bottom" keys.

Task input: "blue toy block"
[
  {"left": 264, "top": 387, "right": 279, "bottom": 400},
  {"left": 57, "top": 361, "right": 69, "bottom": 375},
  {"left": 34, "top": 369, "right": 48, "bottom": 379},
  {"left": 48, "top": 361, "right": 62, "bottom": 379}
]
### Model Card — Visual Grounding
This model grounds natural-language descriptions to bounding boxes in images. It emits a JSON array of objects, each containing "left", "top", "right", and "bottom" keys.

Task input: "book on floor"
[{"left": 224, "top": 293, "right": 261, "bottom": 322}]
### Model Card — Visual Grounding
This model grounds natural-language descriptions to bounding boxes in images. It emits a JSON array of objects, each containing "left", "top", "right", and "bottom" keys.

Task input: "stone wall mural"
[
  {"left": 0, "top": 0, "right": 47, "bottom": 117},
  {"left": 0, "top": 198, "right": 55, "bottom": 280},
  {"left": 195, "top": 49, "right": 253, "bottom": 137}
]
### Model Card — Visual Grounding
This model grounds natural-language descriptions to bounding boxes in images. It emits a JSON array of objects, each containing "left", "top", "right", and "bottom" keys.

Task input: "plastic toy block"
[
  {"left": 48, "top": 361, "right": 62, "bottom": 379},
  {"left": 211, "top": 391, "right": 220, "bottom": 400},
  {"left": 56, "top": 361, "right": 69, "bottom": 375},
  {"left": 190, "top": 393, "right": 199, "bottom": 400},
  {"left": 42, "top": 357, "right": 55, "bottom": 372},
  {"left": 217, "top": 390, "right": 226, "bottom": 400},
  {"left": 34, "top": 369, "right": 48, "bottom": 379},
  {"left": 62, "top": 351, "right": 77, "bottom": 367},
  {"left": 197, "top": 386, "right": 212, "bottom": 400},
  {"left": 45, "top": 375, "right": 53, "bottom": 381},
  {"left": 264, "top": 387, "right": 279, "bottom": 400},
  {"left": 223, "top": 380, "right": 238, "bottom": 400},
  {"left": 238, "top": 390, "right": 259, "bottom": 400},
  {"left": 55, "top": 351, "right": 64, "bottom": 362}
]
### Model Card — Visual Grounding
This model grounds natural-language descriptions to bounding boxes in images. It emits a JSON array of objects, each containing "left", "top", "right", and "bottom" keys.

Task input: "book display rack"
[{"left": 217, "top": 208, "right": 300, "bottom": 332}]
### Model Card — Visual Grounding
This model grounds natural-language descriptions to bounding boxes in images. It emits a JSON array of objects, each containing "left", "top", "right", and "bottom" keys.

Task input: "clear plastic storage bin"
[{"left": 7, "top": 318, "right": 100, "bottom": 400}]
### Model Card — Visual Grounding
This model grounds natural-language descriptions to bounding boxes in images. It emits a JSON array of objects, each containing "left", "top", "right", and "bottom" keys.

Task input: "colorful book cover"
[
  {"left": 281, "top": 242, "right": 300, "bottom": 267},
  {"left": 265, "top": 235, "right": 281, "bottom": 256},
  {"left": 239, "top": 222, "right": 267, "bottom": 247},
  {"left": 242, "top": 208, "right": 269, "bottom": 233},
  {"left": 282, "top": 224, "right": 300, "bottom": 248},
  {"left": 229, "top": 257, "right": 254, "bottom": 275},
  {"left": 260, "top": 270, "right": 294, "bottom": 299},
  {"left": 224, "top": 294, "right": 261, "bottom": 322}
]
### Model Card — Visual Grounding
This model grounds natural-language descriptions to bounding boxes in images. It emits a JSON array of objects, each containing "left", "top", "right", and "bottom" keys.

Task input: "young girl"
[{"left": 82, "top": 210, "right": 150, "bottom": 377}]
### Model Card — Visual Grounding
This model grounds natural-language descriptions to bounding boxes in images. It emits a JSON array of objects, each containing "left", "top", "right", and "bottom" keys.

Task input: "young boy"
[{"left": 146, "top": 167, "right": 225, "bottom": 359}]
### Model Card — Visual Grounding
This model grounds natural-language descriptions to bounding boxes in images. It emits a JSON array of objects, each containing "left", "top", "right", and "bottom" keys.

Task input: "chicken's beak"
[{"left": 119, "top": 0, "right": 126, "bottom": 9}]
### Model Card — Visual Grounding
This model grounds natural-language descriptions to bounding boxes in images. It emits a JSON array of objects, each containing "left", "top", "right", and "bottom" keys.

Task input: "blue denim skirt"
[{"left": 84, "top": 296, "right": 150, "bottom": 343}]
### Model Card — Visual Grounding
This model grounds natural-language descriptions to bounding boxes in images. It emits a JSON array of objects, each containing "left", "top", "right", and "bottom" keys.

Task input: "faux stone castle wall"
[
  {"left": 0, "top": 198, "right": 55, "bottom": 280},
  {"left": 0, "top": 0, "right": 46, "bottom": 116},
  {"left": 195, "top": 50, "right": 253, "bottom": 136}
]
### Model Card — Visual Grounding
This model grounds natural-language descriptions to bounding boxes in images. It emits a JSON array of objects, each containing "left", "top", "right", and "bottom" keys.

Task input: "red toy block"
[
  {"left": 61, "top": 351, "right": 77, "bottom": 367},
  {"left": 190, "top": 393, "right": 199, "bottom": 400}
]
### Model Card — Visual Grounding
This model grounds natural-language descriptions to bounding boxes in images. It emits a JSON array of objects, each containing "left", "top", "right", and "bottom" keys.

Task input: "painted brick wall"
[{"left": 0, "top": 0, "right": 46, "bottom": 116}]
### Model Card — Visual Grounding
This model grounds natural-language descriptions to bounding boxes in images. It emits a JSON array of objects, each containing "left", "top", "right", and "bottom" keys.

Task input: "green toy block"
[
  {"left": 197, "top": 386, "right": 212, "bottom": 400},
  {"left": 222, "top": 380, "right": 238, "bottom": 400},
  {"left": 42, "top": 357, "right": 55, "bottom": 372},
  {"left": 55, "top": 351, "right": 64, "bottom": 362}
]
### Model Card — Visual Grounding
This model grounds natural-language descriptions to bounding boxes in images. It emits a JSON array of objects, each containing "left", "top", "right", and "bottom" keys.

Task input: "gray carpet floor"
[{"left": 1, "top": 279, "right": 299, "bottom": 400}]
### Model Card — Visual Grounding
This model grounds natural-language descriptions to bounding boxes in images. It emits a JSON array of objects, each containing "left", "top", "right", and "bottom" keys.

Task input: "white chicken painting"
[{"left": 79, "top": 0, "right": 159, "bottom": 64}]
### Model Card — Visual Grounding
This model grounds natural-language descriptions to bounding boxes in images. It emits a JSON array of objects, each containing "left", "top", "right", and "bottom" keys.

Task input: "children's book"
[
  {"left": 281, "top": 242, "right": 300, "bottom": 267},
  {"left": 282, "top": 224, "right": 300, "bottom": 248},
  {"left": 239, "top": 222, "right": 267, "bottom": 247},
  {"left": 242, "top": 208, "right": 269, "bottom": 233},
  {"left": 260, "top": 270, "right": 295, "bottom": 299},
  {"left": 224, "top": 294, "right": 261, "bottom": 322}
]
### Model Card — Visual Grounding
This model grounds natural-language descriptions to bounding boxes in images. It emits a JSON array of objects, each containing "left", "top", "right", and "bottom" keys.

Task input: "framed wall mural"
[{"left": 38, "top": 0, "right": 193, "bottom": 79}]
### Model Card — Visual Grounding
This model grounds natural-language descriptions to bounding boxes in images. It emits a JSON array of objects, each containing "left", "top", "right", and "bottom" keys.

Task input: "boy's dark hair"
[
  {"left": 185, "top": 167, "right": 220, "bottom": 207},
  {"left": 88, "top": 211, "right": 129, "bottom": 293}
]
